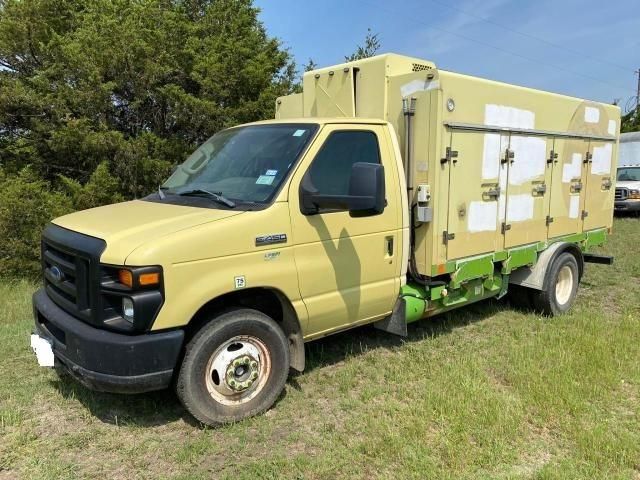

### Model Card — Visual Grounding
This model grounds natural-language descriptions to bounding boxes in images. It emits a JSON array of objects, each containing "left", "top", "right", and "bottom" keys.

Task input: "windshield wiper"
[{"left": 177, "top": 189, "right": 236, "bottom": 208}]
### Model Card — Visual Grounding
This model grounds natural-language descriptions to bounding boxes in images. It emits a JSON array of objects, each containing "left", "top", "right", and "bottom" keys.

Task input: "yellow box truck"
[{"left": 30, "top": 54, "right": 619, "bottom": 426}]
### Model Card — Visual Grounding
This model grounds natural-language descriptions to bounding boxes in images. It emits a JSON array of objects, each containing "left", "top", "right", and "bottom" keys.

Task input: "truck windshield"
[
  {"left": 617, "top": 167, "right": 640, "bottom": 181},
  {"left": 161, "top": 123, "right": 318, "bottom": 206}
]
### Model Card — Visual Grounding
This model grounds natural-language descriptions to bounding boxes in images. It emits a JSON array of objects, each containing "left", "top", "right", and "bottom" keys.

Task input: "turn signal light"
[
  {"left": 139, "top": 272, "right": 160, "bottom": 286},
  {"left": 118, "top": 269, "right": 133, "bottom": 288}
]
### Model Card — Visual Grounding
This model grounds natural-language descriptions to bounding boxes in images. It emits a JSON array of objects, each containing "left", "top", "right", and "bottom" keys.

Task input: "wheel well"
[{"left": 185, "top": 288, "right": 305, "bottom": 372}]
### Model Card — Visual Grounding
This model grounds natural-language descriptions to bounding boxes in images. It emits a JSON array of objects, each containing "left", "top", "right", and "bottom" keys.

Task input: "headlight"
[
  {"left": 122, "top": 297, "right": 135, "bottom": 323},
  {"left": 100, "top": 265, "right": 164, "bottom": 332},
  {"left": 629, "top": 190, "right": 640, "bottom": 199}
]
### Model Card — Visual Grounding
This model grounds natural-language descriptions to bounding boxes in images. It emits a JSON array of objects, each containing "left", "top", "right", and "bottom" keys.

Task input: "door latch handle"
[
  {"left": 532, "top": 183, "right": 547, "bottom": 195},
  {"left": 483, "top": 186, "right": 501, "bottom": 200},
  {"left": 385, "top": 236, "right": 394, "bottom": 257},
  {"left": 602, "top": 178, "right": 612, "bottom": 190},
  {"left": 571, "top": 182, "right": 583, "bottom": 193}
]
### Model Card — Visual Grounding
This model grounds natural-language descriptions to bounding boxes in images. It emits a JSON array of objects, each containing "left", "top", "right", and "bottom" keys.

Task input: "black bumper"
[
  {"left": 615, "top": 200, "right": 640, "bottom": 212},
  {"left": 33, "top": 288, "right": 184, "bottom": 394}
]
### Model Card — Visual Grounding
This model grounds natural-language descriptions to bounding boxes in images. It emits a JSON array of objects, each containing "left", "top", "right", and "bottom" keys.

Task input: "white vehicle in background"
[
  {"left": 615, "top": 132, "right": 640, "bottom": 215},
  {"left": 615, "top": 165, "right": 640, "bottom": 215}
]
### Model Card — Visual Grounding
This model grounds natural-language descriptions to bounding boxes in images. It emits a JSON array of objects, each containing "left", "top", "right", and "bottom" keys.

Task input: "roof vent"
[{"left": 412, "top": 63, "right": 432, "bottom": 72}]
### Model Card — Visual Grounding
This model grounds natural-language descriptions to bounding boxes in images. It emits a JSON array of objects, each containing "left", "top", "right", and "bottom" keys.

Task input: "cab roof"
[{"left": 245, "top": 117, "right": 388, "bottom": 127}]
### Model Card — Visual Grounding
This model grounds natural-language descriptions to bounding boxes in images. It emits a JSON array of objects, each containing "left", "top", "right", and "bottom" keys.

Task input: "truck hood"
[
  {"left": 616, "top": 181, "right": 640, "bottom": 189},
  {"left": 52, "top": 200, "right": 243, "bottom": 264}
]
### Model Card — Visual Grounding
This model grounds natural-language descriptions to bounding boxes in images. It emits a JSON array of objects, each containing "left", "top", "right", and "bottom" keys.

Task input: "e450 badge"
[{"left": 255, "top": 233, "right": 287, "bottom": 246}]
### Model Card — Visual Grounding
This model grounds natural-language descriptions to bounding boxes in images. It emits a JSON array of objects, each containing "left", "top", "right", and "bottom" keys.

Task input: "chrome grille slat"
[{"left": 615, "top": 188, "right": 628, "bottom": 200}]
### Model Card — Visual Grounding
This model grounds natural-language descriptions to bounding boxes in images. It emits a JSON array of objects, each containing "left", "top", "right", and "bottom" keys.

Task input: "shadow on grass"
[
  {"left": 302, "top": 296, "right": 519, "bottom": 373},
  {"left": 50, "top": 375, "right": 191, "bottom": 427},
  {"left": 50, "top": 297, "right": 520, "bottom": 428}
]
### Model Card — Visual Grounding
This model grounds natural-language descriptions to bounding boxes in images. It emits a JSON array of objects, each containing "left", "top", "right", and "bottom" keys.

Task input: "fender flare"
[{"left": 509, "top": 242, "right": 584, "bottom": 291}]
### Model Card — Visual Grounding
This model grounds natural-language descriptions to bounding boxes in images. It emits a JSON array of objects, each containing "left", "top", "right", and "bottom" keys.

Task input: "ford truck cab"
[
  {"left": 614, "top": 165, "right": 640, "bottom": 214},
  {"left": 32, "top": 118, "right": 406, "bottom": 425}
]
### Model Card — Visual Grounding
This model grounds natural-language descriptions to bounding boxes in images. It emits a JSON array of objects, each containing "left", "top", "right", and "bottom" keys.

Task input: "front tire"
[
  {"left": 532, "top": 252, "right": 580, "bottom": 316},
  {"left": 176, "top": 309, "right": 289, "bottom": 426}
]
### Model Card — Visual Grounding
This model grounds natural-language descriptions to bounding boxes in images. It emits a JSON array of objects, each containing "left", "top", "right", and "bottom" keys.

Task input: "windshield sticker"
[
  {"left": 265, "top": 169, "right": 278, "bottom": 176},
  {"left": 256, "top": 175, "right": 275, "bottom": 185},
  {"left": 293, "top": 129, "right": 306, "bottom": 137}
]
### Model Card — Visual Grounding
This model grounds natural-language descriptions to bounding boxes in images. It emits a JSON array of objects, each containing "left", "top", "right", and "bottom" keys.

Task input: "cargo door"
[
  {"left": 444, "top": 131, "right": 505, "bottom": 260},
  {"left": 547, "top": 139, "right": 589, "bottom": 238},
  {"left": 582, "top": 140, "right": 615, "bottom": 231},
  {"left": 502, "top": 134, "right": 552, "bottom": 248}
]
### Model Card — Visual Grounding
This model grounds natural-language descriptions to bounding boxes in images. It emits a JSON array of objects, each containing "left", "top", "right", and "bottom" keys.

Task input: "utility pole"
[{"left": 636, "top": 68, "right": 640, "bottom": 113}]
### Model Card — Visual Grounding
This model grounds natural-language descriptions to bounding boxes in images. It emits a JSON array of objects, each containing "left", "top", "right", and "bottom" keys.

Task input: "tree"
[
  {"left": 621, "top": 109, "right": 639, "bottom": 133},
  {"left": 344, "top": 28, "right": 381, "bottom": 62},
  {"left": 0, "top": 0, "right": 297, "bottom": 197}
]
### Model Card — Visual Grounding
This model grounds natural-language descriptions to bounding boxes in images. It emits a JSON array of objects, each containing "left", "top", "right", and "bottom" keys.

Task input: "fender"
[{"left": 509, "top": 242, "right": 584, "bottom": 291}]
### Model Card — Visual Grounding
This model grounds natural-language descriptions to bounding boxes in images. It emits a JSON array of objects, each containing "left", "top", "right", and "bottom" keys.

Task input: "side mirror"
[{"left": 300, "top": 162, "right": 385, "bottom": 216}]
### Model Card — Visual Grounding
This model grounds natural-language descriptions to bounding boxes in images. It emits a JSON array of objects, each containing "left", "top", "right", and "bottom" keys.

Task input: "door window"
[{"left": 305, "top": 130, "right": 381, "bottom": 201}]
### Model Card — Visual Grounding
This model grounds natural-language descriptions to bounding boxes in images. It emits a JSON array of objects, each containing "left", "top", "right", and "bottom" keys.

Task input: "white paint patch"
[
  {"left": 584, "top": 107, "right": 600, "bottom": 124},
  {"left": 562, "top": 153, "right": 583, "bottom": 183},
  {"left": 608, "top": 119, "right": 617, "bottom": 136},
  {"left": 591, "top": 143, "right": 613, "bottom": 175},
  {"left": 569, "top": 195, "right": 580, "bottom": 219},
  {"left": 400, "top": 79, "right": 440, "bottom": 98},
  {"left": 506, "top": 194, "right": 534, "bottom": 222},
  {"left": 468, "top": 201, "right": 498, "bottom": 232},
  {"left": 482, "top": 133, "right": 501, "bottom": 179},
  {"left": 485, "top": 104, "right": 535, "bottom": 129},
  {"left": 508, "top": 136, "right": 547, "bottom": 185}
]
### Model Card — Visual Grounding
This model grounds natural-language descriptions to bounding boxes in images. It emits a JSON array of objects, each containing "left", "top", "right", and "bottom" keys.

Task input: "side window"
[{"left": 306, "top": 130, "right": 381, "bottom": 197}]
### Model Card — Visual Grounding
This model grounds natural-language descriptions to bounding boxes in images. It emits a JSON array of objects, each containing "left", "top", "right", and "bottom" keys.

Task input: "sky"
[{"left": 255, "top": 0, "right": 640, "bottom": 110}]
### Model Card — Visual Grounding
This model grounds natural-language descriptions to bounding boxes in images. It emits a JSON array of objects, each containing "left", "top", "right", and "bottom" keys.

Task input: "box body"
[{"left": 276, "top": 54, "right": 620, "bottom": 276}]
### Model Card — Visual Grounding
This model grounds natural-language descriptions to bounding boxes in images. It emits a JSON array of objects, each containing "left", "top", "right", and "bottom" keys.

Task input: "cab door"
[{"left": 288, "top": 125, "right": 401, "bottom": 337}]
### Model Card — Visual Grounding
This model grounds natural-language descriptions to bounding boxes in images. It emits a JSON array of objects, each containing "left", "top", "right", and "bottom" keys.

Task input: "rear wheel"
[
  {"left": 532, "top": 252, "right": 580, "bottom": 316},
  {"left": 176, "top": 309, "right": 289, "bottom": 426}
]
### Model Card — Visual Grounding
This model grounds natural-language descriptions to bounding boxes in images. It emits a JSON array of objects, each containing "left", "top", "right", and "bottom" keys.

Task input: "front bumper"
[
  {"left": 32, "top": 288, "right": 184, "bottom": 394},
  {"left": 614, "top": 200, "right": 640, "bottom": 212}
]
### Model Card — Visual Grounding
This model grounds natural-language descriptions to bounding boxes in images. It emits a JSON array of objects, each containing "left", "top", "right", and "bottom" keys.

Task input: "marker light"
[
  {"left": 118, "top": 269, "right": 133, "bottom": 288},
  {"left": 139, "top": 272, "right": 160, "bottom": 286}
]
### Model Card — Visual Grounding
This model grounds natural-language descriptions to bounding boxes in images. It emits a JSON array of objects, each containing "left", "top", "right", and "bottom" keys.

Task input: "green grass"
[{"left": 1, "top": 218, "right": 639, "bottom": 479}]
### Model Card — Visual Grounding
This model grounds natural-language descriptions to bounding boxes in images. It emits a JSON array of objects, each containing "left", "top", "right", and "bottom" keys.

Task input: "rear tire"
[
  {"left": 532, "top": 252, "right": 580, "bottom": 316},
  {"left": 176, "top": 309, "right": 289, "bottom": 426}
]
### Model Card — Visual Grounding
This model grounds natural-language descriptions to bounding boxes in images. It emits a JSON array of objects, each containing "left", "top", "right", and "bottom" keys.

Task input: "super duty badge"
[{"left": 255, "top": 233, "right": 287, "bottom": 246}]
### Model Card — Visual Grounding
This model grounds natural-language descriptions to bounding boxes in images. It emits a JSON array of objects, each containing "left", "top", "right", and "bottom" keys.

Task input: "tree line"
[{"left": 0, "top": 0, "right": 379, "bottom": 277}]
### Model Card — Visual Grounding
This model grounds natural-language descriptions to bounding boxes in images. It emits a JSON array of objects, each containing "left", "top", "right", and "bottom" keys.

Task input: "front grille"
[
  {"left": 43, "top": 239, "right": 91, "bottom": 321},
  {"left": 41, "top": 224, "right": 106, "bottom": 326},
  {"left": 615, "top": 188, "right": 628, "bottom": 200}
]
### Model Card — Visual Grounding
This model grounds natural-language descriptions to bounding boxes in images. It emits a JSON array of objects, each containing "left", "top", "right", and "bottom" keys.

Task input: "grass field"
[{"left": 1, "top": 218, "right": 639, "bottom": 479}]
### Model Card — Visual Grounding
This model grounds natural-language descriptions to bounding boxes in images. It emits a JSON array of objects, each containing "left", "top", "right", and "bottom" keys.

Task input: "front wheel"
[
  {"left": 176, "top": 309, "right": 290, "bottom": 426},
  {"left": 532, "top": 252, "right": 580, "bottom": 316}
]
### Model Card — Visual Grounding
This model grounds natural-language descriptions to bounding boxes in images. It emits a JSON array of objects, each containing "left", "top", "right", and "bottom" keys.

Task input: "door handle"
[
  {"left": 385, "top": 236, "right": 394, "bottom": 258},
  {"left": 571, "top": 182, "right": 583, "bottom": 193},
  {"left": 602, "top": 178, "right": 612, "bottom": 190},
  {"left": 532, "top": 183, "right": 547, "bottom": 196},
  {"left": 482, "top": 185, "right": 500, "bottom": 200}
]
